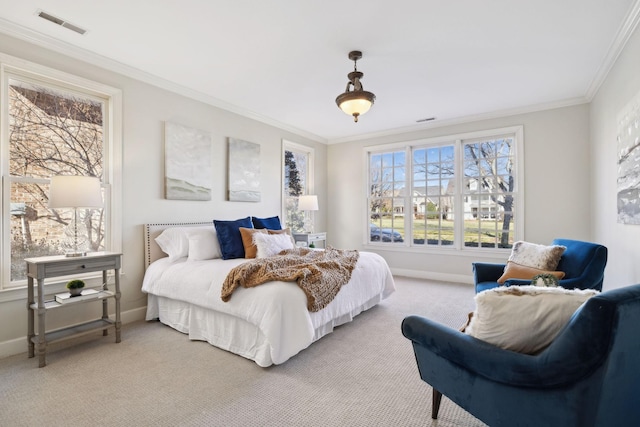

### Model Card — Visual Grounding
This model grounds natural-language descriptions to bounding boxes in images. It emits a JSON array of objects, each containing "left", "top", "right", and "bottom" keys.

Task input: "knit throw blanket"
[{"left": 221, "top": 247, "right": 359, "bottom": 312}]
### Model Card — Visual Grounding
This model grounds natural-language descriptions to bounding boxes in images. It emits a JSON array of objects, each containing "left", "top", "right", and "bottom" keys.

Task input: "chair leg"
[{"left": 432, "top": 388, "right": 443, "bottom": 419}]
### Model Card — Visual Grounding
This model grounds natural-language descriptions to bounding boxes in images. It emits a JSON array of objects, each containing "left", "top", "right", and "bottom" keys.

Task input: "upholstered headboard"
[{"left": 143, "top": 222, "right": 213, "bottom": 269}]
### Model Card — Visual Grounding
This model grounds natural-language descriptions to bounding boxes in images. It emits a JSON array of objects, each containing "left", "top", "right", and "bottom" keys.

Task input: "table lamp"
[
  {"left": 298, "top": 195, "right": 318, "bottom": 233},
  {"left": 48, "top": 175, "right": 103, "bottom": 257}
]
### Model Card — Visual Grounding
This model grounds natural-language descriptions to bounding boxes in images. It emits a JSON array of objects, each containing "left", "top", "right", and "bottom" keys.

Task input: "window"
[
  {"left": 366, "top": 126, "right": 523, "bottom": 251},
  {"left": 1, "top": 58, "right": 122, "bottom": 290},
  {"left": 369, "top": 151, "right": 407, "bottom": 243},
  {"left": 282, "top": 140, "right": 314, "bottom": 232}
]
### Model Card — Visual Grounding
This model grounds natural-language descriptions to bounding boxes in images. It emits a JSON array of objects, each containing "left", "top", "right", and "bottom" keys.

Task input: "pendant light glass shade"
[{"left": 336, "top": 93, "right": 375, "bottom": 117}]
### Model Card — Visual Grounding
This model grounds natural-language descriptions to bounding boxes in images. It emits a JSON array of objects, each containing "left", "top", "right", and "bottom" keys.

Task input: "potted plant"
[
  {"left": 531, "top": 274, "right": 559, "bottom": 287},
  {"left": 66, "top": 279, "right": 85, "bottom": 297}
]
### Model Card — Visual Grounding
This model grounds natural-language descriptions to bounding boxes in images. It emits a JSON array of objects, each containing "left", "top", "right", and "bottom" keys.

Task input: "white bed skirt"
[{"left": 146, "top": 290, "right": 386, "bottom": 367}]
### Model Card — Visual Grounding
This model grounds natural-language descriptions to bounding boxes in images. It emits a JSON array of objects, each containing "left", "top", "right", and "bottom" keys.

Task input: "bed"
[{"left": 142, "top": 221, "right": 396, "bottom": 367}]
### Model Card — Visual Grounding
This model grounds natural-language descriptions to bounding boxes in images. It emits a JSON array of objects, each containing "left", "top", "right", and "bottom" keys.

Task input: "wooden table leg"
[
  {"left": 36, "top": 278, "right": 47, "bottom": 367},
  {"left": 27, "top": 277, "right": 35, "bottom": 358},
  {"left": 114, "top": 268, "right": 121, "bottom": 343}
]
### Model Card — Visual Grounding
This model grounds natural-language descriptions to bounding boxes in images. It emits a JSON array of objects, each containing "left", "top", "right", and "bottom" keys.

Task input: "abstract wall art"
[
  {"left": 617, "top": 89, "right": 640, "bottom": 224},
  {"left": 228, "top": 138, "right": 261, "bottom": 202},
  {"left": 164, "top": 122, "right": 213, "bottom": 201}
]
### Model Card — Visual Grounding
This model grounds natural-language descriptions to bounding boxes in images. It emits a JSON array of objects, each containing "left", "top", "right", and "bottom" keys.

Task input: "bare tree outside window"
[
  {"left": 368, "top": 151, "right": 406, "bottom": 243},
  {"left": 9, "top": 80, "right": 105, "bottom": 281},
  {"left": 284, "top": 149, "right": 307, "bottom": 231},
  {"left": 463, "top": 138, "right": 515, "bottom": 248}
]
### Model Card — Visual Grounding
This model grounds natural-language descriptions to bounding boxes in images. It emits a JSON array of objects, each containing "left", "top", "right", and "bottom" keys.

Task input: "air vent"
[
  {"left": 37, "top": 10, "right": 87, "bottom": 35},
  {"left": 416, "top": 117, "right": 436, "bottom": 123}
]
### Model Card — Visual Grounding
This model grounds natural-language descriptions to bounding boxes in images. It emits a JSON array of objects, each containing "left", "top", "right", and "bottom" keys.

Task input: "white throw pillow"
[
  {"left": 465, "top": 285, "right": 599, "bottom": 354},
  {"left": 253, "top": 232, "right": 294, "bottom": 258},
  {"left": 187, "top": 230, "right": 221, "bottom": 261},
  {"left": 155, "top": 226, "right": 220, "bottom": 261},
  {"left": 508, "top": 241, "right": 566, "bottom": 270}
]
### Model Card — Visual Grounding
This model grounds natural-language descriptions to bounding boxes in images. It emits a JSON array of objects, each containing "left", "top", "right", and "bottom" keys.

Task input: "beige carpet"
[{"left": 0, "top": 276, "right": 487, "bottom": 427}]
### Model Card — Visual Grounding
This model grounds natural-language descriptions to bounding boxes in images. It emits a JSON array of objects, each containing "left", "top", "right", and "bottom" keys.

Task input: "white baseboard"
[
  {"left": 0, "top": 306, "right": 148, "bottom": 360},
  {"left": 0, "top": 337, "right": 26, "bottom": 360},
  {"left": 391, "top": 268, "right": 474, "bottom": 285},
  {"left": 120, "top": 306, "right": 147, "bottom": 324}
]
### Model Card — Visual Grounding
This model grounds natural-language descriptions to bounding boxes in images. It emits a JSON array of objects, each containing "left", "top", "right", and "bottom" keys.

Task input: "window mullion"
[
  {"left": 454, "top": 139, "right": 464, "bottom": 250},
  {"left": 406, "top": 146, "right": 412, "bottom": 247}
]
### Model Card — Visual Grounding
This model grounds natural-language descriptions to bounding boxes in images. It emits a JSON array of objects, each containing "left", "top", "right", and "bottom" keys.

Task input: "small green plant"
[
  {"left": 531, "top": 274, "right": 559, "bottom": 287},
  {"left": 66, "top": 279, "right": 85, "bottom": 290}
]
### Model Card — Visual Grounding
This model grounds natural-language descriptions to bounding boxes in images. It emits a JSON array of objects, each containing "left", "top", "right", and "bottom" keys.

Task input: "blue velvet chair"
[
  {"left": 473, "top": 238, "right": 608, "bottom": 293},
  {"left": 401, "top": 284, "right": 640, "bottom": 427}
]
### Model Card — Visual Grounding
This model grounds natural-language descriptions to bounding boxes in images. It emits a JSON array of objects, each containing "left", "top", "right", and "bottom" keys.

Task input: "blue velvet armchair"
[
  {"left": 401, "top": 284, "right": 640, "bottom": 427},
  {"left": 473, "top": 238, "right": 608, "bottom": 293}
]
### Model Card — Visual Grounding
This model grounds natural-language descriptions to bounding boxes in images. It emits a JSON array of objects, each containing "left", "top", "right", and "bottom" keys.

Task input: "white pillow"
[
  {"left": 465, "top": 285, "right": 599, "bottom": 354},
  {"left": 155, "top": 226, "right": 220, "bottom": 261},
  {"left": 508, "top": 241, "right": 566, "bottom": 270},
  {"left": 187, "top": 230, "right": 221, "bottom": 261},
  {"left": 253, "top": 232, "right": 294, "bottom": 258}
]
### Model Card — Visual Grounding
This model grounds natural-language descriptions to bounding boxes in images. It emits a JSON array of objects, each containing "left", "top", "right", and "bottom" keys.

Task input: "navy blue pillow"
[
  {"left": 252, "top": 215, "right": 282, "bottom": 230},
  {"left": 213, "top": 216, "right": 253, "bottom": 259}
]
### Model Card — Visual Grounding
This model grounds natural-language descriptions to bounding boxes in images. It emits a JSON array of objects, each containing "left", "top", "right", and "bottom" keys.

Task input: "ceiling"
[{"left": 0, "top": 1, "right": 638, "bottom": 144}]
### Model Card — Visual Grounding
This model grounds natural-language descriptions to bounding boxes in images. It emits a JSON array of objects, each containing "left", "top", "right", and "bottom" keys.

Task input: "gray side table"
[
  {"left": 25, "top": 251, "right": 122, "bottom": 367},
  {"left": 292, "top": 232, "right": 327, "bottom": 248}
]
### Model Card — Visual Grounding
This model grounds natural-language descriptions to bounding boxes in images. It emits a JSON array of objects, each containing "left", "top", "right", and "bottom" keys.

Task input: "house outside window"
[
  {"left": 1, "top": 58, "right": 122, "bottom": 290},
  {"left": 366, "top": 126, "right": 523, "bottom": 251},
  {"left": 282, "top": 140, "right": 314, "bottom": 232}
]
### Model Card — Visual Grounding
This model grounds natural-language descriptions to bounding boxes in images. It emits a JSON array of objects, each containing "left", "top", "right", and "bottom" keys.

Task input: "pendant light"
[{"left": 335, "top": 51, "right": 376, "bottom": 122}]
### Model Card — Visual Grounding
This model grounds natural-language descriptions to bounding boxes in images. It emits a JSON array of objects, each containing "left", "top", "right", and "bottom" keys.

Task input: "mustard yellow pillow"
[
  {"left": 497, "top": 261, "right": 565, "bottom": 284},
  {"left": 239, "top": 227, "right": 267, "bottom": 258}
]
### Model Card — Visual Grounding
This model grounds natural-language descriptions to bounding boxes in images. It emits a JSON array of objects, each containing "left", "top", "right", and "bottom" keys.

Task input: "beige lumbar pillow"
[
  {"left": 497, "top": 261, "right": 565, "bottom": 284},
  {"left": 465, "top": 286, "right": 599, "bottom": 354},
  {"left": 508, "top": 241, "right": 566, "bottom": 270}
]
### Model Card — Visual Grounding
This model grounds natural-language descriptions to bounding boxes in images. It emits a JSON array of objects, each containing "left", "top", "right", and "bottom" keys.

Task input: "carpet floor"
[{"left": 0, "top": 276, "right": 487, "bottom": 427}]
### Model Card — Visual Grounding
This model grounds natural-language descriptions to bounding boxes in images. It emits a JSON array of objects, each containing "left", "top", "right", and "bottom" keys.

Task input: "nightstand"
[
  {"left": 25, "top": 251, "right": 122, "bottom": 367},
  {"left": 292, "top": 232, "right": 327, "bottom": 248}
]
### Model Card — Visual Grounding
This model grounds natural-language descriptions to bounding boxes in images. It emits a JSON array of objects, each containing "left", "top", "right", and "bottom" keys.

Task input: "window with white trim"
[
  {"left": 282, "top": 140, "right": 314, "bottom": 232},
  {"left": 366, "top": 126, "right": 523, "bottom": 250},
  {"left": 1, "top": 58, "right": 122, "bottom": 290}
]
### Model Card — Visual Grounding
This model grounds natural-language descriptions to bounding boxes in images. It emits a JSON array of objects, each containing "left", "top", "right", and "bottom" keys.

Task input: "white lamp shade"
[
  {"left": 298, "top": 195, "right": 319, "bottom": 211},
  {"left": 48, "top": 176, "right": 103, "bottom": 209}
]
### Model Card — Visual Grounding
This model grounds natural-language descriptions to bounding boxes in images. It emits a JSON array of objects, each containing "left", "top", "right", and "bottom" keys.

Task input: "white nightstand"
[
  {"left": 292, "top": 232, "right": 327, "bottom": 248},
  {"left": 25, "top": 251, "right": 122, "bottom": 367}
]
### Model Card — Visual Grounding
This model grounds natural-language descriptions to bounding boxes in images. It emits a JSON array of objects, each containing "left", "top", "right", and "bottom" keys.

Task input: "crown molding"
[
  {"left": 0, "top": 18, "right": 327, "bottom": 144},
  {"left": 585, "top": 0, "right": 640, "bottom": 101}
]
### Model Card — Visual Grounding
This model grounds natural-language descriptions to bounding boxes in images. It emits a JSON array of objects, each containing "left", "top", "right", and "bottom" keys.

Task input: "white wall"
[
  {"left": 0, "top": 32, "right": 327, "bottom": 357},
  {"left": 591, "top": 19, "right": 640, "bottom": 290},
  {"left": 327, "top": 104, "right": 593, "bottom": 283}
]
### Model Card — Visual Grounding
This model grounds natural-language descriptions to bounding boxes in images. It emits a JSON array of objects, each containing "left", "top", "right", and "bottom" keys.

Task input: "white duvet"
[{"left": 142, "top": 251, "right": 395, "bottom": 366}]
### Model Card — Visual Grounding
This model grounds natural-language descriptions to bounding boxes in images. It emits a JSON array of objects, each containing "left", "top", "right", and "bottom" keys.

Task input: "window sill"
[{"left": 363, "top": 242, "right": 511, "bottom": 259}]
